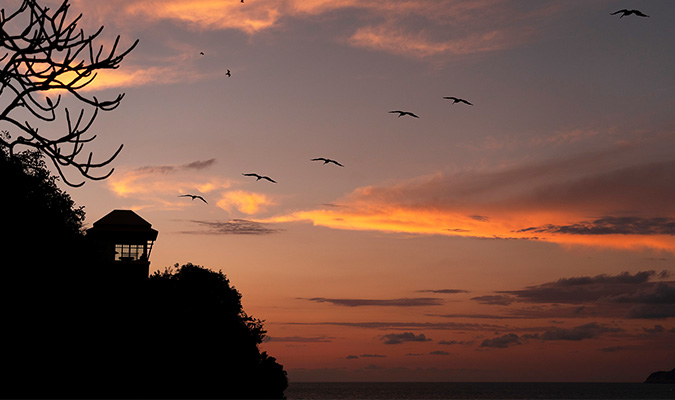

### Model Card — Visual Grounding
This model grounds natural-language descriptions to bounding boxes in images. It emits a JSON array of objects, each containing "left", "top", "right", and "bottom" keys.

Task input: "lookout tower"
[{"left": 87, "top": 210, "right": 158, "bottom": 281}]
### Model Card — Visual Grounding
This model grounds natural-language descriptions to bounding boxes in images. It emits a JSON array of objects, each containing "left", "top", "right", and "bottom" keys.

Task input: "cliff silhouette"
[
  {"left": 645, "top": 368, "right": 675, "bottom": 384},
  {"left": 1, "top": 149, "right": 287, "bottom": 398}
]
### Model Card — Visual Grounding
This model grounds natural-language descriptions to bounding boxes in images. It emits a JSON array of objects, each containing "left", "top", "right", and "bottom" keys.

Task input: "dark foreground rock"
[{"left": 644, "top": 368, "right": 675, "bottom": 383}]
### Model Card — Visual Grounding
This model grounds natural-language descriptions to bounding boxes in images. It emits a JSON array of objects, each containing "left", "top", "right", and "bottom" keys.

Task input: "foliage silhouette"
[{"left": 1, "top": 149, "right": 287, "bottom": 398}]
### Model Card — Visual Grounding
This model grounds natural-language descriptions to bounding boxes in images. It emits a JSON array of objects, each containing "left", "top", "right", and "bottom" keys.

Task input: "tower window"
[{"left": 114, "top": 244, "right": 146, "bottom": 261}]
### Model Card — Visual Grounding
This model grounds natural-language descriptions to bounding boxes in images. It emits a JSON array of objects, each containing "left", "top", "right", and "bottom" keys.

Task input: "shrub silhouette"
[{"left": 1, "top": 149, "right": 287, "bottom": 398}]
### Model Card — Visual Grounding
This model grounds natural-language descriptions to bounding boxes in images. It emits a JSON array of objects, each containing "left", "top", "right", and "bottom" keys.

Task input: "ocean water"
[{"left": 284, "top": 382, "right": 675, "bottom": 399}]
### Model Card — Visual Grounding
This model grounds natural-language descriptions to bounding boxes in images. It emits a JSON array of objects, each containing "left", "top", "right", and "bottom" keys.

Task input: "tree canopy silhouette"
[
  {"left": 0, "top": 0, "right": 138, "bottom": 186},
  {"left": 139, "top": 263, "right": 289, "bottom": 398},
  {"left": 1, "top": 148, "right": 287, "bottom": 398},
  {"left": 0, "top": 144, "right": 86, "bottom": 272}
]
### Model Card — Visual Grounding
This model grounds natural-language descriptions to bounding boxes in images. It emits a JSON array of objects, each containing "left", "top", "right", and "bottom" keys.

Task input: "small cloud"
[
  {"left": 182, "top": 159, "right": 217, "bottom": 170},
  {"left": 382, "top": 332, "right": 432, "bottom": 345},
  {"left": 480, "top": 333, "right": 521, "bottom": 349},
  {"left": 216, "top": 190, "right": 275, "bottom": 215},
  {"left": 346, "top": 355, "right": 359, "bottom": 360},
  {"left": 429, "top": 350, "right": 450, "bottom": 356},
  {"left": 360, "top": 354, "right": 387, "bottom": 358}
]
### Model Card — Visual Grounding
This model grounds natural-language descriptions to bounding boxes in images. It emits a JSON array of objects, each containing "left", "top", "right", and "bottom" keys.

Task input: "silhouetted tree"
[
  {"left": 1, "top": 151, "right": 287, "bottom": 398},
  {"left": 0, "top": 0, "right": 138, "bottom": 186},
  {"left": 0, "top": 145, "right": 94, "bottom": 398},
  {"left": 136, "top": 263, "right": 289, "bottom": 398}
]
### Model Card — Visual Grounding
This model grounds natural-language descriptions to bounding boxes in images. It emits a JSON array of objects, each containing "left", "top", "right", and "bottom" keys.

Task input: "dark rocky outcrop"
[{"left": 644, "top": 367, "right": 675, "bottom": 383}]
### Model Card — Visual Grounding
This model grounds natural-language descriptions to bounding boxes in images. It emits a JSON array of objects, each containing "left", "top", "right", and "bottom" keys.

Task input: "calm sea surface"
[{"left": 284, "top": 382, "right": 675, "bottom": 399}]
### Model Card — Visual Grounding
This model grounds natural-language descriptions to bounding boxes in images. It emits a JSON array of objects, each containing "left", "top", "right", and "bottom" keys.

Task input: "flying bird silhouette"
[
  {"left": 243, "top": 173, "right": 276, "bottom": 183},
  {"left": 226, "top": 69, "right": 231, "bottom": 77},
  {"left": 443, "top": 96, "right": 473, "bottom": 105},
  {"left": 199, "top": 52, "right": 205, "bottom": 55},
  {"left": 311, "top": 157, "right": 344, "bottom": 167},
  {"left": 389, "top": 110, "right": 419, "bottom": 118},
  {"left": 179, "top": 194, "right": 208, "bottom": 204},
  {"left": 611, "top": 9, "right": 649, "bottom": 18}
]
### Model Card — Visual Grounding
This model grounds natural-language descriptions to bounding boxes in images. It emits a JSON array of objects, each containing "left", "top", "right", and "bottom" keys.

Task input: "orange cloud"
[
  {"left": 53, "top": 65, "right": 187, "bottom": 92},
  {"left": 216, "top": 190, "right": 275, "bottom": 215},
  {"left": 122, "top": 0, "right": 281, "bottom": 34},
  {"left": 69, "top": 0, "right": 556, "bottom": 60},
  {"left": 107, "top": 160, "right": 231, "bottom": 210},
  {"left": 348, "top": 24, "right": 522, "bottom": 58},
  {"left": 262, "top": 155, "right": 675, "bottom": 251}
]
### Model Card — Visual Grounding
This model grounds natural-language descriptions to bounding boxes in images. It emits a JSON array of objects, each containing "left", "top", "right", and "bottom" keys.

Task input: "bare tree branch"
[{"left": 0, "top": 0, "right": 138, "bottom": 186}]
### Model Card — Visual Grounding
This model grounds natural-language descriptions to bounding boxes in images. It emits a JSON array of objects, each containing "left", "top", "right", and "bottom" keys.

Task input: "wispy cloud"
[
  {"left": 497, "top": 270, "right": 675, "bottom": 319},
  {"left": 75, "top": 0, "right": 282, "bottom": 34},
  {"left": 432, "top": 304, "right": 595, "bottom": 320},
  {"left": 418, "top": 289, "right": 469, "bottom": 294},
  {"left": 480, "top": 322, "right": 623, "bottom": 349},
  {"left": 471, "top": 295, "right": 514, "bottom": 306},
  {"left": 302, "top": 297, "right": 444, "bottom": 307},
  {"left": 63, "top": 0, "right": 564, "bottom": 92},
  {"left": 522, "top": 323, "right": 623, "bottom": 341},
  {"left": 519, "top": 217, "right": 675, "bottom": 236},
  {"left": 265, "top": 335, "right": 334, "bottom": 343},
  {"left": 346, "top": 354, "right": 387, "bottom": 359},
  {"left": 181, "top": 219, "right": 281, "bottom": 235},
  {"left": 438, "top": 339, "right": 475, "bottom": 346},
  {"left": 283, "top": 321, "right": 506, "bottom": 331},
  {"left": 261, "top": 154, "right": 675, "bottom": 251},
  {"left": 501, "top": 270, "right": 669, "bottom": 304}
]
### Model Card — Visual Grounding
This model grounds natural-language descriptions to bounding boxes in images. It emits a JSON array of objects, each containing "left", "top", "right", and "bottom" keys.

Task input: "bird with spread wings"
[
  {"left": 389, "top": 110, "right": 419, "bottom": 118},
  {"left": 443, "top": 96, "right": 473, "bottom": 105},
  {"left": 179, "top": 194, "right": 208, "bottom": 204},
  {"left": 311, "top": 158, "right": 344, "bottom": 167},
  {"left": 611, "top": 9, "right": 649, "bottom": 18},
  {"left": 243, "top": 173, "right": 277, "bottom": 183}
]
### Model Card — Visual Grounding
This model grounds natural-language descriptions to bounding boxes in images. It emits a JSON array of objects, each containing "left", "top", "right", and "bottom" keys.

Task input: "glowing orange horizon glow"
[{"left": 260, "top": 206, "right": 675, "bottom": 252}]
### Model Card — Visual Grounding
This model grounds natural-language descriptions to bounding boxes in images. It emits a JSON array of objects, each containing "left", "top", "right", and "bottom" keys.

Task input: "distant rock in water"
[{"left": 644, "top": 367, "right": 675, "bottom": 383}]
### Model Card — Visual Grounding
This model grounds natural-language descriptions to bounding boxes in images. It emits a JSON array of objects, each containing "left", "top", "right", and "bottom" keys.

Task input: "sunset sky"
[{"left": 6, "top": 0, "right": 675, "bottom": 382}]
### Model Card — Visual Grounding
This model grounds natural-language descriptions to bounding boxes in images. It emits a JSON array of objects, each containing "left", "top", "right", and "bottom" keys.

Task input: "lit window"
[{"left": 114, "top": 244, "right": 146, "bottom": 261}]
